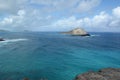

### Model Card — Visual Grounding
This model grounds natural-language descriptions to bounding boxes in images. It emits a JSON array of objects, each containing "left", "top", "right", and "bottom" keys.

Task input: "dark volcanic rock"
[
  {"left": 76, "top": 34, "right": 90, "bottom": 36},
  {"left": 75, "top": 68, "right": 120, "bottom": 80},
  {"left": 0, "top": 38, "right": 5, "bottom": 41}
]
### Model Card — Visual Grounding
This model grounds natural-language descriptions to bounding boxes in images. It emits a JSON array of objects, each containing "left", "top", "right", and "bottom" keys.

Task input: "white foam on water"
[
  {"left": 4, "top": 39, "right": 28, "bottom": 42},
  {"left": 91, "top": 34, "right": 100, "bottom": 37},
  {"left": 82, "top": 34, "right": 100, "bottom": 38},
  {"left": 0, "top": 38, "right": 28, "bottom": 47}
]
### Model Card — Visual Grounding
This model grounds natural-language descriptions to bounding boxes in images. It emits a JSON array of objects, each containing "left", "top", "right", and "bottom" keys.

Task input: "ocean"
[{"left": 0, "top": 32, "right": 120, "bottom": 80}]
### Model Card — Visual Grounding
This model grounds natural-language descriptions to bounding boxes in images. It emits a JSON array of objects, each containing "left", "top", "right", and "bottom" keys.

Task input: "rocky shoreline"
[{"left": 75, "top": 68, "right": 120, "bottom": 80}]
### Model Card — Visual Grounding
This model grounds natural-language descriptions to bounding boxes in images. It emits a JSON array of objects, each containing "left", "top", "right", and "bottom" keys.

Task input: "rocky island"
[
  {"left": 75, "top": 68, "right": 120, "bottom": 80},
  {"left": 0, "top": 38, "right": 5, "bottom": 41},
  {"left": 62, "top": 28, "right": 90, "bottom": 36}
]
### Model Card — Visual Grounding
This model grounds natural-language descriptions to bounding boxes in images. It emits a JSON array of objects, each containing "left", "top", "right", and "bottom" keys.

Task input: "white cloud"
[
  {"left": 112, "top": 6, "right": 120, "bottom": 18},
  {"left": 52, "top": 16, "right": 83, "bottom": 29},
  {"left": 0, "top": 6, "right": 120, "bottom": 32},
  {"left": 0, "top": 10, "right": 26, "bottom": 29},
  {"left": 91, "top": 12, "right": 111, "bottom": 27},
  {"left": 51, "top": 6, "right": 120, "bottom": 32},
  {"left": 0, "top": 9, "right": 53, "bottom": 31},
  {"left": 110, "top": 6, "right": 120, "bottom": 27},
  {"left": 109, "top": 20, "right": 120, "bottom": 27},
  {"left": 1, "top": 17, "right": 13, "bottom": 25},
  {"left": 0, "top": 0, "right": 119, "bottom": 32}
]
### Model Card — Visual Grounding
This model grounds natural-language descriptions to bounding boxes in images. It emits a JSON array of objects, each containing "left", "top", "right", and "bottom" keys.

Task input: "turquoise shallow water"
[{"left": 0, "top": 32, "right": 120, "bottom": 80}]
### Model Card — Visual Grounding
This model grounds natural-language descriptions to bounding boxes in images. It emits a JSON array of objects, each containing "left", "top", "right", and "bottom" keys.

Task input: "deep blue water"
[{"left": 0, "top": 32, "right": 120, "bottom": 80}]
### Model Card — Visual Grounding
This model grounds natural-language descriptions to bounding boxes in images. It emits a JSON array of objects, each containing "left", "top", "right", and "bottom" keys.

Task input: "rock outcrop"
[
  {"left": 63, "top": 28, "right": 90, "bottom": 36},
  {"left": 0, "top": 38, "right": 5, "bottom": 41},
  {"left": 75, "top": 68, "right": 120, "bottom": 80}
]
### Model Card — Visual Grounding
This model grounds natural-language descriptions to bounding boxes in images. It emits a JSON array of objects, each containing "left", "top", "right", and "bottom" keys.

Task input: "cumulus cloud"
[
  {"left": 0, "top": 10, "right": 26, "bottom": 30},
  {"left": 109, "top": 6, "right": 120, "bottom": 28},
  {"left": 0, "top": 9, "right": 54, "bottom": 31},
  {"left": 0, "top": 0, "right": 119, "bottom": 32},
  {"left": 112, "top": 6, "right": 120, "bottom": 18},
  {"left": 51, "top": 6, "right": 120, "bottom": 32},
  {"left": 0, "top": 0, "right": 101, "bottom": 31}
]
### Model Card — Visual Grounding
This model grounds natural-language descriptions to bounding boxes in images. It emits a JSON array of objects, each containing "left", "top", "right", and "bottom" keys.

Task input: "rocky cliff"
[{"left": 75, "top": 68, "right": 120, "bottom": 80}]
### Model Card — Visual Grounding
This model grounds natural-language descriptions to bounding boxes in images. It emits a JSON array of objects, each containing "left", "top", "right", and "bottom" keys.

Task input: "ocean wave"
[
  {"left": 81, "top": 34, "right": 100, "bottom": 38},
  {"left": 0, "top": 38, "right": 28, "bottom": 46},
  {"left": 91, "top": 34, "right": 100, "bottom": 37},
  {"left": 4, "top": 39, "right": 28, "bottom": 42}
]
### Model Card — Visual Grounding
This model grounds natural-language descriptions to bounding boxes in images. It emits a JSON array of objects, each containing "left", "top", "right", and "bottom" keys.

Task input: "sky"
[{"left": 0, "top": 0, "right": 120, "bottom": 32}]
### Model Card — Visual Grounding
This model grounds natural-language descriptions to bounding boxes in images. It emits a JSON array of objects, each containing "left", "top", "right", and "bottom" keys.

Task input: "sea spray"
[{"left": 0, "top": 38, "right": 28, "bottom": 47}]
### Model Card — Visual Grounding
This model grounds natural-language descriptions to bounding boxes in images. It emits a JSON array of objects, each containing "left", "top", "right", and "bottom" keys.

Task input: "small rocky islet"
[
  {"left": 75, "top": 68, "right": 120, "bottom": 80},
  {"left": 62, "top": 27, "right": 90, "bottom": 36},
  {"left": 0, "top": 38, "right": 5, "bottom": 41}
]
